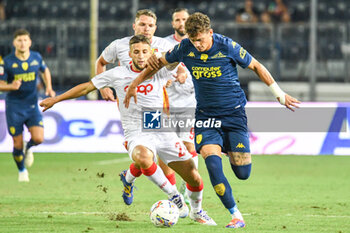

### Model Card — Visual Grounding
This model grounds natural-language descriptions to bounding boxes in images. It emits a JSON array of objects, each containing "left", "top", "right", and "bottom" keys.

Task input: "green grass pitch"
[{"left": 0, "top": 153, "right": 349, "bottom": 233}]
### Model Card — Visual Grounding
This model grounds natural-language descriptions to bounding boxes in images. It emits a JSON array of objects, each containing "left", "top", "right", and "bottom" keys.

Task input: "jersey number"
[{"left": 175, "top": 142, "right": 186, "bottom": 157}]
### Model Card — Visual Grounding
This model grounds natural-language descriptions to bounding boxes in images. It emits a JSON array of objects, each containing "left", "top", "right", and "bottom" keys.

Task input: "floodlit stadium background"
[{"left": 0, "top": 0, "right": 349, "bottom": 155}]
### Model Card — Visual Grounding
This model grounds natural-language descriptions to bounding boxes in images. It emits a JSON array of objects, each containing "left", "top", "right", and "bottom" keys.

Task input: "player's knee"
[
  {"left": 231, "top": 163, "right": 251, "bottom": 180},
  {"left": 31, "top": 136, "right": 44, "bottom": 145},
  {"left": 132, "top": 146, "right": 154, "bottom": 167}
]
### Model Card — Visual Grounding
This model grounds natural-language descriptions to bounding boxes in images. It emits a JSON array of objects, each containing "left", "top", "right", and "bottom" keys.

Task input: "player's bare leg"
[
  {"left": 12, "top": 134, "right": 24, "bottom": 150},
  {"left": 158, "top": 158, "right": 177, "bottom": 187},
  {"left": 201, "top": 144, "right": 245, "bottom": 228},
  {"left": 12, "top": 134, "right": 28, "bottom": 182},
  {"left": 168, "top": 159, "right": 216, "bottom": 225},
  {"left": 28, "top": 126, "right": 44, "bottom": 145},
  {"left": 24, "top": 126, "right": 44, "bottom": 168},
  {"left": 227, "top": 152, "right": 251, "bottom": 179}
]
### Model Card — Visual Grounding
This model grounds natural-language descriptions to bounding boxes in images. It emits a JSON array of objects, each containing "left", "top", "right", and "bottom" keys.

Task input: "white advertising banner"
[
  {"left": 0, "top": 100, "right": 349, "bottom": 155},
  {"left": 0, "top": 100, "right": 126, "bottom": 153}
]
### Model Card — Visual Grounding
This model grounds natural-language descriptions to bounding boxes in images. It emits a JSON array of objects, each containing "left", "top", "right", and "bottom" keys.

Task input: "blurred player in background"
[
  {"left": 164, "top": 8, "right": 197, "bottom": 205},
  {"left": 96, "top": 9, "right": 173, "bottom": 100},
  {"left": 95, "top": 9, "right": 184, "bottom": 204},
  {"left": 0, "top": 29, "right": 55, "bottom": 182},
  {"left": 164, "top": 8, "right": 189, "bottom": 44},
  {"left": 41, "top": 35, "right": 216, "bottom": 225},
  {"left": 124, "top": 12, "right": 300, "bottom": 228}
]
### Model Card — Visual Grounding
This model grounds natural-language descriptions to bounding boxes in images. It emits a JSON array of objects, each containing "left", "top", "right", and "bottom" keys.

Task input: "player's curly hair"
[
  {"left": 13, "top": 29, "right": 30, "bottom": 39},
  {"left": 135, "top": 9, "right": 157, "bottom": 23},
  {"left": 129, "top": 34, "right": 151, "bottom": 48},
  {"left": 185, "top": 12, "right": 211, "bottom": 38}
]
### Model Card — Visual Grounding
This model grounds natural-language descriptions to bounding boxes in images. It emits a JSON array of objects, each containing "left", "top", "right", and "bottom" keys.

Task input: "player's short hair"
[
  {"left": 185, "top": 12, "right": 211, "bottom": 38},
  {"left": 172, "top": 8, "right": 189, "bottom": 20},
  {"left": 135, "top": 9, "right": 157, "bottom": 23},
  {"left": 129, "top": 35, "right": 151, "bottom": 48},
  {"left": 13, "top": 29, "right": 30, "bottom": 39}
]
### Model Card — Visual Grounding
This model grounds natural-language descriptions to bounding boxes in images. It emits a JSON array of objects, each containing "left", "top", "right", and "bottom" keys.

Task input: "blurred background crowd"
[{"left": 0, "top": 0, "right": 349, "bottom": 101}]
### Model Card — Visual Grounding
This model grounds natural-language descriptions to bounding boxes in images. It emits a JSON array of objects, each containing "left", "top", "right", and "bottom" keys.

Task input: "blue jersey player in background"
[
  {"left": 0, "top": 29, "right": 55, "bottom": 182},
  {"left": 124, "top": 12, "right": 300, "bottom": 228}
]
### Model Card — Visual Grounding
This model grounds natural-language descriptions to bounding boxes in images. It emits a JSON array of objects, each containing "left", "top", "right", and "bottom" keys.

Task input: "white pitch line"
[{"left": 96, "top": 157, "right": 130, "bottom": 165}]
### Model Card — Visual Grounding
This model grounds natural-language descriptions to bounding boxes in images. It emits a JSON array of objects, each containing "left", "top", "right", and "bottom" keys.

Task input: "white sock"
[
  {"left": 186, "top": 187, "right": 203, "bottom": 213},
  {"left": 125, "top": 169, "right": 136, "bottom": 183},
  {"left": 142, "top": 163, "right": 177, "bottom": 195},
  {"left": 232, "top": 206, "right": 244, "bottom": 220}
]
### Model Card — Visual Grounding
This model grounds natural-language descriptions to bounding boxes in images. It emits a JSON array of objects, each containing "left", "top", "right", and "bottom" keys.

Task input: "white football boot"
[
  {"left": 18, "top": 169, "right": 30, "bottom": 182},
  {"left": 189, "top": 209, "right": 217, "bottom": 226},
  {"left": 23, "top": 141, "right": 34, "bottom": 168},
  {"left": 168, "top": 193, "right": 189, "bottom": 218}
]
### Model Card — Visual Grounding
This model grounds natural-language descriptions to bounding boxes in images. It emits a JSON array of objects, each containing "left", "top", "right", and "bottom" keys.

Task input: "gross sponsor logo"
[
  {"left": 191, "top": 66, "right": 222, "bottom": 79},
  {"left": 14, "top": 72, "right": 35, "bottom": 82}
]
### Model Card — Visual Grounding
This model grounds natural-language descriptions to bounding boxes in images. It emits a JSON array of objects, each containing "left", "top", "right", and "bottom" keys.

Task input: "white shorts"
[
  {"left": 124, "top": 131, "right": 192, "bottom": 165},
  {"left": 177, "top": 127, "right": 195, "bottom": 144},
  {"left": 171, "top": 111, "right": 195, "bottom": 144}
]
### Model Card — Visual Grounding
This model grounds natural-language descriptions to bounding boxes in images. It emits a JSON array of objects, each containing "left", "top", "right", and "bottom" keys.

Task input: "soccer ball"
[{"left": 150, "top": 200, "right": 179, "bottom": 227}]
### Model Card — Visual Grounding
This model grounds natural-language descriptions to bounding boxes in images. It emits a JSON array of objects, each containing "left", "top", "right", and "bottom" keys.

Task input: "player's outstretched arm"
[
  {"left": 123, "top": 66, "right": 159, "bottom": 108},
  {"left": 95, "top": 55, "right": 116, "bottom": 101},
  {"left": 40, "top": 81, "right": 96, "bottom": 112},
  {"left": 247, "top": 58, "right": 301, "bottom": 111},
  {"left": 41, "top": 67, "right": 56, "bottom": 97},
  {"left": 123, "top": 53, "right": 167, "bottom": 108},
  {"left": 0, "top": 80, "right": 22, "bottom": 91}
]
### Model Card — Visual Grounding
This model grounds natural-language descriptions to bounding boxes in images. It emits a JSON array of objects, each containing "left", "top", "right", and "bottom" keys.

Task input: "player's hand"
[
  {"left": 165, "top": 79, "right": 173, "bottom": 88},
  {"left": 173, "top": 73, "right": 187, "bottom": 84},
  {"left": 11, "top": 80, "right": 22, "bottom": 90},
  {"left": 123, "top": 85, "right": 137, "bottom": 108},
  {"left": 173, "top": 65, "right": 187, "bottom": 84},
  {"left": 100, "top": 87, "right": 116, "bottom": 101},
  {"left": 40, "top": 97, "right": 57, "bottom": 112},
  {"left": 147, "top": 53, "right": 162, "bottom": 70},
  {"left": 45, "top": 88, "right": 56, "bottom": 97},
  {"left": 283, "top": 94, "right": 300, "bottom": 112}
]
